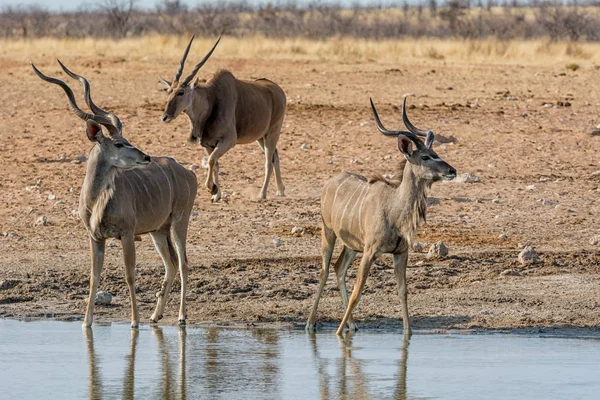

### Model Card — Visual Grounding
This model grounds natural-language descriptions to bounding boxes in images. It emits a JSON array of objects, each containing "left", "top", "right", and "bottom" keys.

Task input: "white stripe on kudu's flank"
[{"left": 339, "top": 184, "right": 362, "bottom": 230}]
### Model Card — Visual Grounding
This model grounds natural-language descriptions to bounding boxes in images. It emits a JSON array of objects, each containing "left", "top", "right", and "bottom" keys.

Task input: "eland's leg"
[
  {"left": 259, "top": 123, "right": 285, "bottom": 198},
  {"left": 337, "top": 248, "right": 376, "bottom": 336},
  {"left": 121, "top": 233, "right": 139, "bottom": 329},
  {"left": 306, "top": 225, "right": 337, "bottom": 332},
  {"left": 393, "top": 252, "right": 412, "bottom": 337},
  {"left": 150, "top": 228, "right": 178, "bottom": 323},
  {"left": 333, "top": 246, "right": 358, "bottom": 331},
  {"left": 83, "top": 238, "right": 106, "bottom": 329},
  {"left": 205, "top": 138, "right": 235, "bottom": 202}
]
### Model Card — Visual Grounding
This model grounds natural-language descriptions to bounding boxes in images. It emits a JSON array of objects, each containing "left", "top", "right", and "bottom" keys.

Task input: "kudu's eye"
[
  {"left": 114, "top": 142, "right": 124, "bottom": 148},
  {"left": 421, "top": 155, "right": 431, "bottom": 161},
  {"left": 176, "top": 91, "right": 184, "bottom": 96}
]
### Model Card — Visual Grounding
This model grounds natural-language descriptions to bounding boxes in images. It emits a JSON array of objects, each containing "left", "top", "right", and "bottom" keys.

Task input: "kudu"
[
  {"left": 32, "top": 62, "right": 198, "bottom": 328},
  {"left": 306, "top": 97, "right": 457, "bottom": 337},
  {"left": 160, "top": 35, "right": 287, "bottom": 201}
]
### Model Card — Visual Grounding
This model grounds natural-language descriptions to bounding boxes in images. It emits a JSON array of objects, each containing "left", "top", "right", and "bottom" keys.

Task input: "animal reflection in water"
[
  {"left": 309, "top": 332, "right": 410, "bottom": 400},
  {"left": 83, "top": 327, "right": 279, "bottom": 399},
  {"left": 84, "top": 327, "right": 186, "bottom": 400},
  {"left": 84, "top": 329, "right": 409, "bottom": 399}
]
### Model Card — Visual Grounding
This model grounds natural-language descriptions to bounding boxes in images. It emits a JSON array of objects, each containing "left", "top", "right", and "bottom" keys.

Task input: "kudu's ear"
[
  {"left": 397, "top": 135, "right": 413, "bottom": 157},
  {"left": 425, "top": 131, "right": 434, "bottom": 149},
  {"left": 86, "top": 120, "right": 104, "bottom": 142}
]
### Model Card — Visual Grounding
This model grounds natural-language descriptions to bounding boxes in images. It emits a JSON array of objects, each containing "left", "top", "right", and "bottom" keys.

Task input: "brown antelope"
[
  {"left": 306, "top": 97, "right": 457, "bottom": 337},
  {"left": 159, "top": 35, "right": 287, "bottom": 201},
  {"left": 32, "top": 62, "right": 198, "bottom": 328}
]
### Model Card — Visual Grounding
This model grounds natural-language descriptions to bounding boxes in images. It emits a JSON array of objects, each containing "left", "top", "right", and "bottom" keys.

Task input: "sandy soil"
[{"left": 1, "top": 49, "right": 600, "bottom": 333}]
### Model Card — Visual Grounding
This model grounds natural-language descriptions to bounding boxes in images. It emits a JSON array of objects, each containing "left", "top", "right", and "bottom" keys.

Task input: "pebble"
[
  {"left": 359, "top": 121, "right": 368, "bottom": 127},
  {"left": 498, "top": 233, "right": 508, "bottom": 239},
  {"left": 94, "top": 291, "right": 112, "bottom": 305},
  {"left": 54, "top": 201, "right": 65, "bottom": 206},
  {"left": 291, "top": 226, "right": 304, "bottom": 235},
  {"left": 454, "top": 173, "right": 480, "bottom": 183},
  {"left": 71, "top": 210, "right": 79, "bottom": 217},
  {"left": 492, "top": 197, "right": 500, "bottom": 204},
  {"left": 518, "top": 246, "right": 540, "bottom": 265},
  {"left": 589, "top": 235, "right": 600, "bottom": 245},
  {"left": 0, "top": 279, "right": 21, "bottom": 291},
  {"left": 591, "top": 128, "right": 600, "bottom": 136},
  {"left": 35, "top": 216, "right": 49, "bottom": 226},
  {"left": 300, "top": 143, "right": 309, "bottom": 150},
  {"left": 189, "top": 163, "right": 200, "bottom": 171},
  {"left": 48, "top": 194, "right": 56, "bottom": 201},
  {"left": 191, "top": 210, "right": 199, "bottom": 217},
  {"left": 412, "top": 242, "right": 423, "bottom": 252},
  {"left": 501, "top": 269, "right": 521, "bottom": 276},
  {"left": 273, "top": 237, "right": 281, "bottom": 247},
  {"left": 540, "top": 199, "right": 557, "bottom": 206},
  {"left": 526, "top": 185, "right": 536, "bottom": 191},
  {"left": 426, "top": 241, "right": 448, "bottom": 259}
]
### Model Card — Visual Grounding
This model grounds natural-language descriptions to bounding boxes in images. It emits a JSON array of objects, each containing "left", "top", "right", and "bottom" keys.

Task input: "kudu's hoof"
[
  {"left": 149, "top": 314, "right": 163, "bottom": 323},
  {"left": 131, "top": 322, "right": 140, "bottom": 329},
  {"left": 210, "top": 184, "right": 218, "bottom": 195},
  {"left": 178, "top": 319, "right": 186, "bottom": 326},
  {"left": 305, "top": 323, "right": 316, "bottom": 333}
]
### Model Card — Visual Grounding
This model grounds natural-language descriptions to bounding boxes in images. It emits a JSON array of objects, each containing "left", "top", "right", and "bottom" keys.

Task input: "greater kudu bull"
[
  {"left": 32, "top": 62, "right": 197, "bottom": 328},
  {"left": 306, "top": 97, "right": 457, "bottom": 337}
]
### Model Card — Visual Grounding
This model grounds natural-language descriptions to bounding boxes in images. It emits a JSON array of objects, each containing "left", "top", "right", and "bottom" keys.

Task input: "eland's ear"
[
  {"left": 158, "top": 76, "right": 171, "bottom": 88},
  {"left": 397, "top": 135, "right": 413, "bottom": 157},
  {"left": 86, "top": 120, "right": 104, "bottom": 142}
]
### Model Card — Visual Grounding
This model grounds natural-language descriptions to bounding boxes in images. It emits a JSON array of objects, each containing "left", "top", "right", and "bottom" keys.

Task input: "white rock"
[
  {"left": 273, "top": 237, "right": 281, "bottom": 247},
  {"left": 518, "top": 246, "right": 540, "bottom": 265},
  {"left": 454, "top": 173, "right": 480, "bottom": 183},
  {"left": 427, "top": 241, "right": 448, "bottom": 259},
  {"left": 589, "top": 235, "right": 600, "bottom": 245},
  {"left": 54, "top": 201, "right": 65, "bottom": 206},
  {"left": 35, "top": 216, "right": 48, "bottom": 226},
  {"left": 94, "top": 291, "right": 112, "bottom": 305},
  {"left": 201, "top": 156, "right": 209, "bottom": 169},
  {"left": 300, "top": 143, "right": 310, "bottom": 150},
  {"left": 291, "top": 226, "right": 304, "bottom": 235},
  {"left": 71, "top": 210, "right": 79, "bottom": 217},
  {"left": 498, "top": 233, "right": 508, "bottom": 239},
  {"left": 383, "top": 155, "right": 392, "bottom": 160},
  {"left": 191, "top": 210, "right": 199, "bottom": 217},
  {"left": 491, "top": 198, "right": 500, "bottom": 204},
  {"left": 359, "top": 121, "right": 368, "bottom": 127},
  {"left": 526, "top": 185, "right": 536, "bottom": 191},
  {"left": 48, "top": 193, "right": 56, "bottom": 201}
]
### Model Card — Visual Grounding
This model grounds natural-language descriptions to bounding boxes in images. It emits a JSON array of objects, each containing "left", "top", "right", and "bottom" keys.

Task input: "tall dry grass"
[{"left": 2, "top": 35, "right": 600, "bottom": 66}]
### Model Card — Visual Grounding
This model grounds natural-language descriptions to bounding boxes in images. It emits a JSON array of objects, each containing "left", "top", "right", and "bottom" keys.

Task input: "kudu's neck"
[
  {"left": 81, "top": 145, "right": 118, "bottom": 233},
  {"left": 388, "top": 163, "right": 430, "bottom": 244}
]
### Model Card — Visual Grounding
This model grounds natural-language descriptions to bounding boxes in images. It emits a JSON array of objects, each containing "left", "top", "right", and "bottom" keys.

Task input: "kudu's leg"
[
  {"left": 306, "top": 225, "right": 337, "bottom": 332},
  {"left": 333, "top": 246, "right": 358, "bottom": 331},
  {"left": 171, "top": 218, "right": 190, "bottom": 325},
  {"left": 83, "top": 238, "right": 106, "bottom": 328},
  {"left": 337, "top": 249, "right": 376, "bottom": 336},
  {"left": 205, "top": 138, "right": 235, "bottom": 202},
  {"left": 393, "top": 252, "right": 412, "bottom": 337},
  {"left": 121, "top": 233, "right": 140, "bottom": 329},
  {"left": 150, "top": 228, "right": 178, "bottom": 323}
]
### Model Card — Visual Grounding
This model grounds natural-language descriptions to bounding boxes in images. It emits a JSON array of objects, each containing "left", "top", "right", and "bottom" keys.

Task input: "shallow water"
[{"left": 0, "top": 320, "right": 599, "bottom": 399}]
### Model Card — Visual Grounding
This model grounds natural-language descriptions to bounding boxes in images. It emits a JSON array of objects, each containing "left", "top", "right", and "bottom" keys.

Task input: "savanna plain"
[{"left": 1, "top": 36, "right": 599, "bottom": 333}]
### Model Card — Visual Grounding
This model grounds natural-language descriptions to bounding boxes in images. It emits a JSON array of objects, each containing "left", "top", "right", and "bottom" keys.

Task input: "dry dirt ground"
[{"left": 1, "top": 45, "right": 600, "bottom": 333}]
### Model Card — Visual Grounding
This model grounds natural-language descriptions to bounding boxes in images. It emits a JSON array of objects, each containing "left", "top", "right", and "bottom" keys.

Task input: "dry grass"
[{"left": 2, "top": 35, "right": 600, "bottom": 66}]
